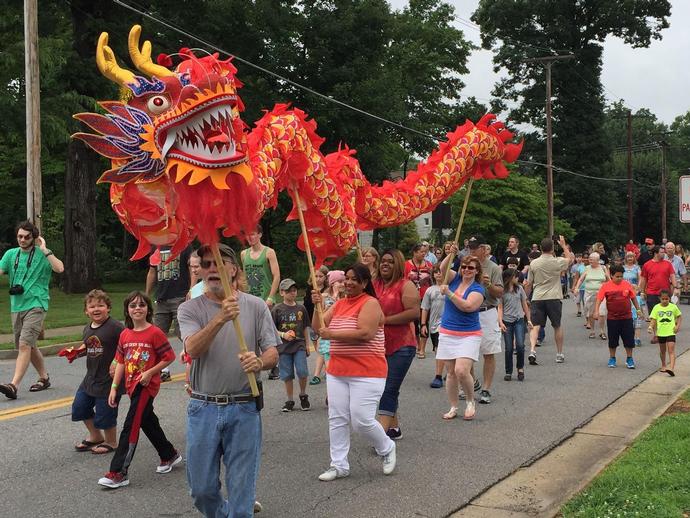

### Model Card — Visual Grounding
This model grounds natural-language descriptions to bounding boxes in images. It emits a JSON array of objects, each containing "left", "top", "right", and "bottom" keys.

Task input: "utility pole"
[
  {"left": 626, "top": 110, "right": 633, "bottom": 241},
  {"left": 524, "top": 54, "right": 575, "bottom": 236},
  {"left": 24, "top": 0, "right": 42, "bottom": 231},
  {"left": 659, "top": 140, "right": 669, "bottom": 241}
]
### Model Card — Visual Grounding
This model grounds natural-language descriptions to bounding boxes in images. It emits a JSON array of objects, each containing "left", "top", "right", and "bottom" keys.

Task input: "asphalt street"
[{"left": 1, "top": 298, "right": 688, "bottom": 518}]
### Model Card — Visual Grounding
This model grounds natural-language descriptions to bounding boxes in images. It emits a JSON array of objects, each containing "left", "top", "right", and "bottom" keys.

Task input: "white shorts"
[
  {"left": 436, "top": 333, "right": 482, "bottom": 362},
  {"left": 479, "top": 308, "right": 502, "bottom": 355}
]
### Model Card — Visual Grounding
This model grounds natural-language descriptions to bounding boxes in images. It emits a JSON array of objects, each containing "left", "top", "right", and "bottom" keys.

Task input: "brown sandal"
[
  {"left": 29, "top": 377, "right": 51, "bottom": 392},
  {"left": 0, "top": 382, "right": 17, "bottom": 399}
]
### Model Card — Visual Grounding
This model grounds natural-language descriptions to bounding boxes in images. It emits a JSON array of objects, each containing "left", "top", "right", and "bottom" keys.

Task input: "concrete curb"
[
  {"left": 453, "top": 349, "right": 690, "bottom": 518},
  {"left": 0, "top": 341, "right": 82, "bottom": 361}
]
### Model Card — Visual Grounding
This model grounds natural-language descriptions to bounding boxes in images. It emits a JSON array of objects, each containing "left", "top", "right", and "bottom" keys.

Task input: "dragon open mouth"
[{"left": 155, "top": 94, "right": 245, "bottom": 168}]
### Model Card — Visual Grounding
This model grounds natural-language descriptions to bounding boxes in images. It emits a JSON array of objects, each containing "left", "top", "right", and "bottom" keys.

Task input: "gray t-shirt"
[
  {"left": 178, "top": 292, "right": 279, "bottom": 395},
  {"left": 501, "top": 286, "right": 527, "bottom": 323},
  {"left": 421, "top": 285, "right": 444, "bottom": 334},
  {"left": 480, "top": 258, "right": 503, "bottom": 308}
]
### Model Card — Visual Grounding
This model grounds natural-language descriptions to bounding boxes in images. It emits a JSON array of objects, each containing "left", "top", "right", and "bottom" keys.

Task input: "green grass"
[
  {"left": 0, "top": 334, "right": 83, "bottom": 350},
  {"left": 561, "top": 390, "right": 690, "bottom": 518},
  {"left": 0, "top": 276, "right": 143, "bottom": 334}
]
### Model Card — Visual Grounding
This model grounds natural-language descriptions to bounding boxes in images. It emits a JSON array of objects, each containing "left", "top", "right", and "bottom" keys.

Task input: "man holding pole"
[{"left": 177, "top": 243, "right": 278, "bottom": 517}]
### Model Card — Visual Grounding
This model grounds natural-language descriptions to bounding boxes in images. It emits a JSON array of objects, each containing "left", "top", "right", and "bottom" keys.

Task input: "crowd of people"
[{"left": 0, "top": 220, "right": 685, "bottom": 517}]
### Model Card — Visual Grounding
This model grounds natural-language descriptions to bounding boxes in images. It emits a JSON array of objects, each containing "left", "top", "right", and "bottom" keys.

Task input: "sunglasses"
[
  {"left": 128, "top": 302, "right": 148, "bottom": 309},
  {"left": 460, "top": 265, "right": 477, "bottom": 271},
  {"left": 200, "top": 258, "right": 234, "bottom": 269}
]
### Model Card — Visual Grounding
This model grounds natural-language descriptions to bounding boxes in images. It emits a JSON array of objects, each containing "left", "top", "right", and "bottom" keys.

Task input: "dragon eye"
[{"left": 146, "top": 95, "right": 171, "bottom": 114}]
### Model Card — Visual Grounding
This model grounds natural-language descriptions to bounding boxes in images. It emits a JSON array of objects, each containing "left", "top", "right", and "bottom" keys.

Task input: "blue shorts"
[
  {"left": 71, "top": 387, "right": 119, "bottom": 430},
  {"left": 279, "top": 349, "right": 309, "bottom": 381}
]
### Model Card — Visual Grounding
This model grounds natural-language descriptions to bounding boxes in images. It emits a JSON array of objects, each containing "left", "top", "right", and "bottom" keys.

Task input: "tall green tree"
[{"left": 472, "top": 0, "right": 671, "bottom": 247}]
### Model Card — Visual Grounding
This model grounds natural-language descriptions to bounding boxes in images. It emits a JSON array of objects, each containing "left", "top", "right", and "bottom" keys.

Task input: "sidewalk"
[
  {"left": 0, "top": 325, "right": 83, "bottom": 360},
  {"left": 453, "top": 349, "right": 690, "bottom": 517}
]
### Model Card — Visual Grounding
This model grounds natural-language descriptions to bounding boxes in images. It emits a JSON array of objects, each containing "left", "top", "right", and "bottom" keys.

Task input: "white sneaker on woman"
[
  {"left": 382, "top": 443, "right": 397, "bottom": 475},
  {"left": 318, "top": 467, "right": 350, "bottom": 481}
]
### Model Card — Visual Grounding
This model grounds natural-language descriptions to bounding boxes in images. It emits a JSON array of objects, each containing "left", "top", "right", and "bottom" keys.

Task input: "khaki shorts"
[
  {"left": 479, "top": 308, "right": 502, "bottom": 355},
  {"left": 12, "top": 308, "right": 46, "bottom": 348}
]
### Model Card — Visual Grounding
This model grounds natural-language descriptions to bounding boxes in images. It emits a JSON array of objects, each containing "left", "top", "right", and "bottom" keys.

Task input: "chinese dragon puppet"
[{"left": 74, "top": 25, "right": 522, "bottom": 265}]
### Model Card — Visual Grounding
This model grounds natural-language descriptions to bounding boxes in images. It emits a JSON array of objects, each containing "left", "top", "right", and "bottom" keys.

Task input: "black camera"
[
  {"left": 552, "top": 234, "right": 560, "bottom": 243},
  {"left": 9, "top": 285, "right": 24, "bottom": 295}
]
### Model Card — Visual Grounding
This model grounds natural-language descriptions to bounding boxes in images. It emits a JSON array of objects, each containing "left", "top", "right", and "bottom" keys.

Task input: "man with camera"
[
  {"left": 525, "top": 235, "right": 574, "bottom": 366},
  {"left": 0, "top": 221, "right": 64, "bottom": 400}
]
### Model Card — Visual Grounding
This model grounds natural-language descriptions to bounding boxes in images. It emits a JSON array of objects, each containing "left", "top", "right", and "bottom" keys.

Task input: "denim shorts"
[
  {"left": 279, "top": 349, "right": 309, "bottom": 381},
  {"left": 71, "top": 387, "right": 119, "bottom": 430}
]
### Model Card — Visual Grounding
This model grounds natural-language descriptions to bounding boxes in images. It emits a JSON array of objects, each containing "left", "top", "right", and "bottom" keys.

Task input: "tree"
[{"left": 472, "top": 0, "right": 671, "bottom": 247}]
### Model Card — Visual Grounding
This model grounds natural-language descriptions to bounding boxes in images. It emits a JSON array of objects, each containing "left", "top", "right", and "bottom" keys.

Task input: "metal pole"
[
  {"left": 24, "top": 0, "right": 42, "bottom": 230},
  {"left": 627, "top": 110, "right": 633, "bottom": 241},
  {"left": 545, "top": 62, "right": 554, "bottom": 237},
  {"left": 660, "top": 141, "right": 667, "bottom": 241}
]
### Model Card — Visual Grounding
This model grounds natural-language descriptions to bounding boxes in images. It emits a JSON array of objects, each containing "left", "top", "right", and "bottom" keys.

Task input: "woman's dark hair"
[
  {"left": 502, "top": 268, "right": 517, "bottom": 292},
  {"left": 460, "top": 255, "right": 483, "bottom": 283},
  {"left": 123, "top": 290, "right": 154, "bottom": 329},
  {"left": 345, "top": 263, "right": 377, "bottom": 298},
  {"left": 609, "top": 264, "right": 624, "bottom": 276}
]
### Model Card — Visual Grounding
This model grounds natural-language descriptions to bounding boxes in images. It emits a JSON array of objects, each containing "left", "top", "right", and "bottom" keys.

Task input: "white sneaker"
[
  {"left": 555, "top": 353, "right": 565, "bottom": 363},
  {"left": 382, "top": 442, "right": 396, "bottom": 475},
  {"left": 253, "top": 501, "right": 263, "bottom": 513},
  {"left": 318, "top": 467, "right": 349, "bottom": 481},
  {"left": 156, "top": 451, "right": 183, "bottom": 473}
]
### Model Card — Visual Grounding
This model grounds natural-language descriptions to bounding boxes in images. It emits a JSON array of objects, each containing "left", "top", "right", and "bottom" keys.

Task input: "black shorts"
[
  {"left": 530, "top": 299, "right": 562, "bottom": 328},
  {"left": 657, "top": 335, "right": 676, "bottom": 344},
  {"left": 606, "top": 319, "right": 635, "bottom": 348}
]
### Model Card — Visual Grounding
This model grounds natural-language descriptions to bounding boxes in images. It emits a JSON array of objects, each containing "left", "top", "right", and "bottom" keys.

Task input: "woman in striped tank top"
[{"left": 311, "top": 264, "right": 397, "bottom": 482}]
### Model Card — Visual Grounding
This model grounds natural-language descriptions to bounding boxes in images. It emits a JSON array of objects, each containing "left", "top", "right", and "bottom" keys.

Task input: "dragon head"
[{"left": 74, "top": 25, "right": 252, "bottom": 190}]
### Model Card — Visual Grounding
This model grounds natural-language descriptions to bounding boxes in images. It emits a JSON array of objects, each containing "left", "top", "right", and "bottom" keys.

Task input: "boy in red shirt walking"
[{"left": 594, "top": 264, "right": 641, "bottom": 369}]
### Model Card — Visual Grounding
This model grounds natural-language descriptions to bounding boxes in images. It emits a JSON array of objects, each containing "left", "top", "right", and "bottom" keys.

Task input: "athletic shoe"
[
  {"left": 517, "top": 371, "right": 525, "bottom": 381},
  {"left": 382, "top": 443, "right": 397, "bottom": 475},
  {"left": 160, "top": 369, "right": 171, "bottom": 382},
  {"left": 478, "top": 389, "right": 492, "bottom": 404},
  {"left": 626, "top": 357, "right": 636, "bottom": 369},
  {"left": 281, "top": 400, "right": 295, "bottom": 412},
  {"left": 299, "top": 394, "right": 311, "bottom": 411},
  {"left": 536, "top": 340, "right": 543, "bottom": 347},
  {"left": 555, "top": 353, "right": 565, "bottom": 363},
  {"left": 156, "top": 451, "right": 182, "bottom": 473},
  {"left": 386, "top": 427, "right": 403, "bottom": 440},
  {"left": 504, "top": 374, "right": 512, "bottom": 381},
  {"left": 608, "top": 357, "right": 617, "bottom": 368},
  {"left": 460, "top": 379, "right": 482, "bottom": 400},
  {"left": 576, "top": 311, "right": 582, "bottom": 317},
  {"left": 98, "top": 471, "right": 129, "bottom": 489},
  {"left": 268, "top": 367, "right": 280, "bottom": 380},
  {"left": 528, "top": 353, "right": 538, "bottom": 365},
  {"left": 308, "top": 376, "right": 321, "bottom": 385},
  {"left": 430, "top": 376, "right": 443, "bottom": 389},
  {"left": 634, "top": 339, "right": 641, "bottom": 347},
  {"left": 254, "top": 501, "right": 263, "bottom": 513},
  {"left": 318, "top": 467, "right": 350, "bottom": 481}
]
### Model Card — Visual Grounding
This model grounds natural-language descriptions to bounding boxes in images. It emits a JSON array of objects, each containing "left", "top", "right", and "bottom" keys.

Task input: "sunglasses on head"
[{"left": 460, "top": 265, "right": 477, "bottom": 271}]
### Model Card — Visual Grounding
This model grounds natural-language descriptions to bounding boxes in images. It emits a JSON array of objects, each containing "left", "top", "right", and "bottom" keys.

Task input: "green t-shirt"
[
  {"left": 650, "top": 302, "right": 682, "bottom": 337},
  {"left": 0, "top": 247, "right": 53, "bottom": 312}
]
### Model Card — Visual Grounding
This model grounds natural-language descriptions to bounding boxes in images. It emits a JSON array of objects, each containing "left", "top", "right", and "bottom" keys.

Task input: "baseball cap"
[
  {"left": 467, "top": 234, "right": 485, "bottom": 249},
  {"left": 196, "top": 243, "right": 238, "bottom": 265},
  {"left": 644, "top": 237, "right": 654, "bottom": 245},
  {"left": 279, "top": 278, "right": 297, "bottom": 291}
]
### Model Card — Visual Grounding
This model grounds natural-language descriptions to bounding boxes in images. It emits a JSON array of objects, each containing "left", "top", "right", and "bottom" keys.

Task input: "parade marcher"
[
  {"left": 649, "top": 290, "right": 682, "bottom": 376},
  {"left": 188, "top": 251, "right": 206, "bottom": 299},
  {"left": 422, "top": 241, "right": 438, "bottom": 265},
  {"left": 500, "top": 235, "right": 530, "bottom": 272},
  {"left": 594, "top": 264, "right": 641, "bottom": 369},
  {"left": 71, "top": 290, "right": 124, "bottom": 454},
  {"left": 638, "top": 238, "right": 655, "bottom": 267},
  {"left": 241, "top": 224, "right": 281, "bottom": 307},
  {"left": 573, "top": 252, "right": 610, "bottom": 340},
  {"left": 639, "top": 246, "right": 678, "bottom": 343},
  {"left": 374, "top": 249, "right": 420, "bottom": 439},
  {"left": 664, "top": 241, "right": 686, "bottom": 293},
  {"left": 361, "top": 247, "right": 380, "bottom": 279},
  {"left": 312, "top": 263, "right": 397, "bottom": 481},
  {"left": 98, "top": 291, "right": 180, "bottom": 489},
  {"left": 436, "top": 255, "right": 485, "bottom": 420},
  {"left": 304, "top": 265, "right": 329, "bottom": 385},
  {"left": 525, "top": 236, "right": 574, "bottom": 365},
  {"left": 178, "top": 243, "right": 278, "bottom": 516},
  {"left": 422, "top": 265, "right": 446, "bottom": 388},
  {"left": 405, "top": 243, "right": 433, "bottom": 358},
  {"left": 0, "top": 221, "right": 64, "bottom": 400},
  {"left": 499, "top": 268, "right": 531, "bottom": 381}
]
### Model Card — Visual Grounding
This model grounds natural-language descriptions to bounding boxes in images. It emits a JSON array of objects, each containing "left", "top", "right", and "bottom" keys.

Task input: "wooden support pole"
[
  {"left": 211, "top": 243, "right": 259, "bottom": 397},
  {"left": 442, "top": 178, "right": 474, "bottom": 285}
]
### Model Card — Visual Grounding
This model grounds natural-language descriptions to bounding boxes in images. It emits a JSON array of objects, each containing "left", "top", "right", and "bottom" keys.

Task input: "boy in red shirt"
[
  {"left": 594, "top": 264, "right": 641, "bottom": 369},
  {"left": 98, "top": 291, "right": 180, "bottom": 489}
]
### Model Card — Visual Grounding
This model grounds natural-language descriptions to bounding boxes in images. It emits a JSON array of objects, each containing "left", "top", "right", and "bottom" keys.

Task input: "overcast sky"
[{"left": 389, "top": 0, "right": 689, "bottom": 125}]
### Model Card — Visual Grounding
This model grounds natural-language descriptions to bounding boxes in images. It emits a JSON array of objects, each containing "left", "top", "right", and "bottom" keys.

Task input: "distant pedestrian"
[
  {"left": 422, "top": 265, "right": 446, "bottom": 388},
  {"left": 304, "top": 265, "right": 329, "bottom": 385},
  {"left": 98, "top": 291, "right": 180, "bottom": 489},
  {"left": 0, "top": 221, "right": 64, "bottom": 400},
  {"left": 500, "top": 235, "right": 530, "bottom": 272},
  {"left": 361, "top": 247, "right": 380, "bottom": 279},
  {"left": 649, "top": 290, "right": 682, "bottom": 376},
  {"left": 499, "top": 269, "right": 531, "bottom": 381},
  {"left": 241, "top": 224, "right": 281, "bottom": 307},
  {"left": 640, "top": 245, "right": 677, "bottom": 343},
  {"left": 405, "top": 243, "right": 433, "bottom": 358},
  {"left": 573, "top": 252, "right": 610, "bottom": 340}
]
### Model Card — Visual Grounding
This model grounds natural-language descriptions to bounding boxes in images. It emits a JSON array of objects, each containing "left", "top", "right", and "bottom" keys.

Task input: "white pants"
[{"left": 326, "top": 375, "right": 394, "bottom": 473}]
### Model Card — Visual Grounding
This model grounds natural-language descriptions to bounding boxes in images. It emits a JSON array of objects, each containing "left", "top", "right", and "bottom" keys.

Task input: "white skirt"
[{"left": 436, "top": 333, "right": 482, "bottom": 362}]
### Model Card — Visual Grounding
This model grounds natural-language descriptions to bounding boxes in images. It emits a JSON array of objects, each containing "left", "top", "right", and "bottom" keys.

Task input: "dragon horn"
[
  {"left": 128, "top": 25, "right": 175, "bottom": 78},
  {"left": 96, "top": 32, "right": 137, "bottom": 87}
]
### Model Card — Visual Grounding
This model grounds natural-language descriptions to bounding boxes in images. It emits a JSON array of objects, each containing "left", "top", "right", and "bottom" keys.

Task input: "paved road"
[{"left": 1, "top": 300, "right": 688, "bottom": 518}]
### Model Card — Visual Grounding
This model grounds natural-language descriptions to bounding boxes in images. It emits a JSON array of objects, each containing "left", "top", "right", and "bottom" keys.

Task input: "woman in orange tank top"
[{"left": 311, "top": 263, "right": 397, "bottom": 481}]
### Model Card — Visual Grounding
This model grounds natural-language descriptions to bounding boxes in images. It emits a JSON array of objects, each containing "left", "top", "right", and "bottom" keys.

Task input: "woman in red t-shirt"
[{"left": 404, "top": 243, "right": 433, "bottom": 357}]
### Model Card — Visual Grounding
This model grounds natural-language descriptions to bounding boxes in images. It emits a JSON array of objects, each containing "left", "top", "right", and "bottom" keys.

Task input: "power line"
[{"left": 516, "top": 159, "right": 659, "bottom": 189}]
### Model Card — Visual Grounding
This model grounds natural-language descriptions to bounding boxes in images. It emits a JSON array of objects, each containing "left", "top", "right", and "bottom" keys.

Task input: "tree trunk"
[{"left": 63, "top": 139, "right": 99, "bottom": 293}]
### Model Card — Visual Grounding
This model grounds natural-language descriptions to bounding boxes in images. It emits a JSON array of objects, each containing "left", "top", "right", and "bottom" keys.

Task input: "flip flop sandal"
[
  {"left": 29, "top": 377, "right": 50, "bottom": 392},
  {"left": 0, "top": 382, "right": 18, "bottom": 400},
  {"left": 442, "top": 407, "right": 458, "bottom": 420},
  {"left": 588, "top": 333, "right": 596, "bottom": 339},
  {"left": 666, "top": 370, "right": 675, "bottom": 377},
  {"left": 463, "top": 401, "right": 476, "bottom": 421},
  {"left": 91, "top": 444, "right": 116, "bottom": 455},
  {"left": 75, "top": 439, "right": 104, "bottom": 452},
  {"left": 600, "top": 334, "right": 608, "bottom": 340}
]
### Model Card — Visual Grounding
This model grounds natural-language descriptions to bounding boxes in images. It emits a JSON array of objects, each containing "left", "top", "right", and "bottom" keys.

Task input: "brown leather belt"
[{"left": 190, "top": 392, "right": 253, "bottom": 405}]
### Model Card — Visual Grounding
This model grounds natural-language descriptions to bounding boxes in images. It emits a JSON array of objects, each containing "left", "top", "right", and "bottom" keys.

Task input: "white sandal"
[
  {"left": 443, "top": 406, "right": 458, "bottom": 420},
  {"left": 464, "top": 401, "right": 476, "bottom": 421}
]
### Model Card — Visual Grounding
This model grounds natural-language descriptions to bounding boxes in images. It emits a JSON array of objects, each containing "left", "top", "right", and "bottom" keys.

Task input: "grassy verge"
[
  {"left": 0, "top": 277, "right": 143, "bottom": 334},
  {"left": 0, "top": 334, "right": 83, "bottom": 351},
  {"left": 561, "top": 390, "right": 690, "bottom": 517}
]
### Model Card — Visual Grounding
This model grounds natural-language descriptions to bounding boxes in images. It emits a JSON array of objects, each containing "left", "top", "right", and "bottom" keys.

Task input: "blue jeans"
[
  {"left": 186, "top": 399, "right": 262, "bottom": 518},
  {"left": 378, "top": 345, "right": 416, "bottom": 416},
  {"left": 503, "top": 319, "right": 526, "bottom": 374}
]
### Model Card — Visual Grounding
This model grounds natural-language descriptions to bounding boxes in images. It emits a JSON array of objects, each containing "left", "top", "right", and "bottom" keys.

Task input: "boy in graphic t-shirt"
[
  {"left": 272, "top": 278, "right": 312, "bottom": 412},
  {"left": 650, "top": 290, "right": 682, "bottom": 377}
]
